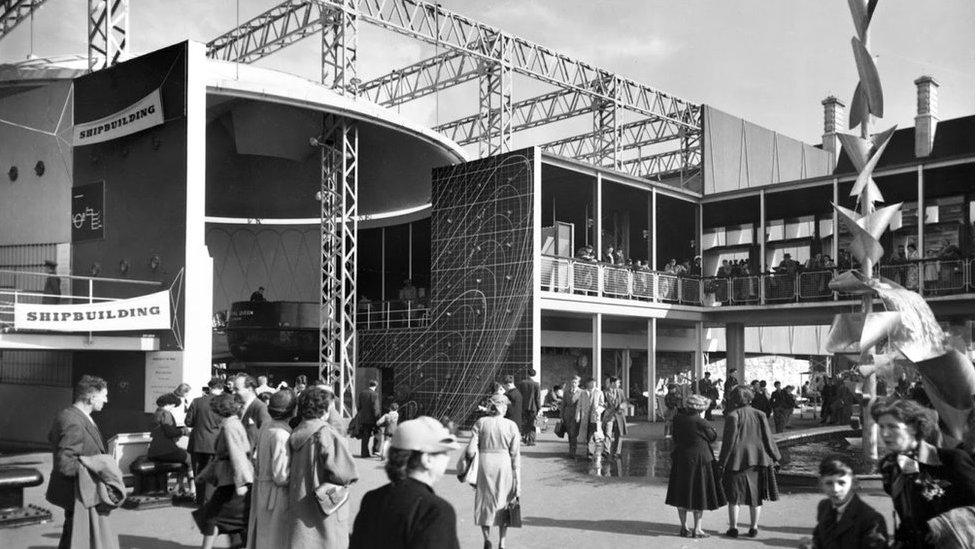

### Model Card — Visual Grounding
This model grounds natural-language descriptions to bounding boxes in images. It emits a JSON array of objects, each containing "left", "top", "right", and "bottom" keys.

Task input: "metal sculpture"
[{"left": 826, "top": 0, "right": 975, "bottom": 458}]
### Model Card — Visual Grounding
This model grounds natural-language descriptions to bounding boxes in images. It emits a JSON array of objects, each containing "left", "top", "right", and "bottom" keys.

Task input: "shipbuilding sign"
[
  {"left": 14, "top": 290, "right": 171, "bottom": 332},
  {"left": 74, "top": 89, "right": 164, "bottom": 146}
]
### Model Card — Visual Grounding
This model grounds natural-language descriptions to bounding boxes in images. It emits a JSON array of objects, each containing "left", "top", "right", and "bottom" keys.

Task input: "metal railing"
[
  {"left": 0, "top": 269, "right": 163, "bottom": 331},
  {"left": 356, "top": 300, "right": 430, "bottom": 330},
  {"left": 537, "top": 255, "right": 973, "bottom": 307}
]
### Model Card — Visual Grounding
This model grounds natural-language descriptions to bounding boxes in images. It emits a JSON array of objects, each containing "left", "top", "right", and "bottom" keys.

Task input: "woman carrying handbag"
[
  {"left": 286, "top": 387, "right": 359, "bottom": 549},
  {"left": 468, "top": 394, "right": 522, "bottom": 549}
]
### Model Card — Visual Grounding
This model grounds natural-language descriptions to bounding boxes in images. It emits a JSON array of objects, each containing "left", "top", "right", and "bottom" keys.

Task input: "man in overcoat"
[
  {"left": 46, "top": 375, "right": 110, "bottom": 549},
  {"left": 516, "top": 369, "right": 541, "bottom": 446},
  {"left": 354, "top": 379, "right": 382, "bottom": 457},
  {"left": 186, "top": 376, "right": 225, "bottom": 503}
]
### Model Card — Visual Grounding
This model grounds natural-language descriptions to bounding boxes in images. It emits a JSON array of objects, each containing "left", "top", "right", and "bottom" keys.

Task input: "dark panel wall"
[
  {"left": 359, "top": 149, "right": 535, "bottom": 424},
  {"left": 71, "top": 43, "right": 188, "bottom": 349}
]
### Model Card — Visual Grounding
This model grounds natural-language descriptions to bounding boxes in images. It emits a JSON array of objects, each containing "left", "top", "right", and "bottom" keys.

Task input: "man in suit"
[
  {"left": 232, "top": 373, "right": 270, "bottom": 449},
  {"left": 354, "top": 380, "right": 382, "bottom": 457},
  {"left": 46, "top": 375, "right": 110, "bottom": 549},
  {"left": 185, "top": 376, "right": 225, "bottom": 505},
  {"left": 501, "top": 374, "right": 523, "bottom": 435},
  {"left": 516, "top": 369, "right": 541, "bottom": 446}
]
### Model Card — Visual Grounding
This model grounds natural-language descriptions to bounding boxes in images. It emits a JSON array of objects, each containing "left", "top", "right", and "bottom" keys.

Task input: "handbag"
[
  {"left": 455, "top": 451, "right": 479, "bottom": 486},
  {"left": 312, "top": 427, "right": 355, "bottom": 516},
  {"left": 504, "top": 498, "right": 522, "bottom": 528},
  {"left": 553, "top": 419, "right": 565, "bottom": 439}
]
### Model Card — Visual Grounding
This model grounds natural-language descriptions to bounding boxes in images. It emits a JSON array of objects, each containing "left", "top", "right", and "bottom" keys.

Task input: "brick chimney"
[
  {"left": 822, "top": 96, "right": 846, "bottom": 166},
  {"left": 914, "top": 75, "right": 939, "bottom": 158}
]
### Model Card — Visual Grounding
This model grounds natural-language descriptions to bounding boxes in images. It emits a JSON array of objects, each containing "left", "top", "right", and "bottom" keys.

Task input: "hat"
[
  {"left": 44, "top": 260, "right": 57, "bottom": 267},
  {"left": 683, "top": 394, "right": 711, "bottom": 411},
  {"left": 391, "top": 416, "right": 459, "bottom": 453},
  {"left": 268, "top": 390, "right": 295, "bottom": 415}
]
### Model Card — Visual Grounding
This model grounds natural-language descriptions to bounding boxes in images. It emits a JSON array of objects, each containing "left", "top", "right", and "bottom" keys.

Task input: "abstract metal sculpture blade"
[
  {"left": 825, "top": 312, "right": 903, "bottom": 355},
  {"left": 851, "top": 37, "right": 884, "bottom": 119},
  {"left": 833, "top": 202, "right": 902, "bottom": 266}
]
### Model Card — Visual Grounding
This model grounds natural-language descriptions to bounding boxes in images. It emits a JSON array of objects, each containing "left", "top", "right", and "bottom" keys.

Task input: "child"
[
  {"left": 374, "top": 402, "right": 399, "bottom": 460},
  {"left": 799, "top": 455, "right": 888, "bottom": 549}
]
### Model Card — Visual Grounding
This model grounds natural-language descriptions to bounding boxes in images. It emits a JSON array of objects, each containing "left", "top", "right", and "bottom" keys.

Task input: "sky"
[{"left": 0, "top": 0, "right": 972, "bottom": 146}]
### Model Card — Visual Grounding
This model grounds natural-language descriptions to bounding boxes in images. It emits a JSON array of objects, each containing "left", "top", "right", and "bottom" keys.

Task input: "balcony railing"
[
  {"left": 0, "top": 269, "right": 163, "bottom": 332},
  {"left": 540, "top": 255, "right": 973, "bottom": 307},
  {"left": 356, "top": 300, "right": 430, "bottom": 330}
]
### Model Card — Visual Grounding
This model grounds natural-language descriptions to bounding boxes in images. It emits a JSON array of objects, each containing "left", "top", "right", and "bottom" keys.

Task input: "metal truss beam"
[
  {"left": 359, "top": 48, "right": 479, "bottom": 106},
  {"left": 319, "top": 114, "right": 358, "bottom": 418},
  {"left": 321, "top": 0, "right": 358, "bottom": 95},
  {"left": 540, "top": 117, "right": 681, "bottom": 162},
  {"left": 0, "top": 0, "right": 50, "bottom": 41},
  {"left": 434, "top": 88, "right": 591, "bottom": 146},
  {"left": 591, "top": 74, "right": 620, "bottom": 169},
  {"left": 477, "top": 36, "right": 512, "bottom": 156},
  {"left": 207, "top": 0, "right": 701, "bottom": 129},
  {"left": 88, "top": 0, "right": 129, "bottom": 71},
  {"left": 206, "top": 0, "right": 321, "bottom": 63},
  {"left": 620, "top": 147, "right": 702, "bottom": 183}
]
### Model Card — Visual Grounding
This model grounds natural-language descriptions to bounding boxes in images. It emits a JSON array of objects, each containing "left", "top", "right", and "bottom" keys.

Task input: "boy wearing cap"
[{"left": 350, "top": 416, "right": 461, "bottom": 549}]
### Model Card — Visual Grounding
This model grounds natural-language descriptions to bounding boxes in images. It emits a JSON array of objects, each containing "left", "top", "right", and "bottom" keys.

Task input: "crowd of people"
[{"left": 45, "top": 365, "right": 974, "bottom": 548}]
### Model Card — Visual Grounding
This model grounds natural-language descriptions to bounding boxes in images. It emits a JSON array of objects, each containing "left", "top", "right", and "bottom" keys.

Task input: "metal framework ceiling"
[
  {"left": 1, "top": 0, "right": 129, "bottom": 70},
  {"left": 206, "top": 0, "right": 703, "bottom": 185}
]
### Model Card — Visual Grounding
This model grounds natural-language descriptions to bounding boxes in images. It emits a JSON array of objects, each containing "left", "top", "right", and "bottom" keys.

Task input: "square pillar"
[
  {"left": 694, "top": 322, "right": 704, "bottom": 392},
  {"left": 726, "top": 322, "right": 745, "bottom": 385},
  {"left": 592, "top": 313, "right": 602, "bottom": 383},
  {"left": 647, "top": 318, "right": 657, "bottom": 421}
]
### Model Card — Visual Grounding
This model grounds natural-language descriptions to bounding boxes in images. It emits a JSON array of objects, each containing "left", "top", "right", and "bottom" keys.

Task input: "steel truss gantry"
[
  {"left": 206, "top": 0, "right": 702, "bottom": 183},
  {"left": 318, "top": 0, "right": 359, "bottom": 417},
  {"left": 1, "top": 0, "right": 128, "bottom": 71}
]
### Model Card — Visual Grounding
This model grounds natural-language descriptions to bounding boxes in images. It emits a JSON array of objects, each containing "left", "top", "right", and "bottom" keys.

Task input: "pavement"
[{"left": 0, "top": 417, "right": 895, "bottom": 549}]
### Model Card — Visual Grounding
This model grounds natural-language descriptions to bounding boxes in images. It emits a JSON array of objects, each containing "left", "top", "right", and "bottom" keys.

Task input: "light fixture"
[{"left": 33, "top": 161, "right": 44, "bottom": 177}]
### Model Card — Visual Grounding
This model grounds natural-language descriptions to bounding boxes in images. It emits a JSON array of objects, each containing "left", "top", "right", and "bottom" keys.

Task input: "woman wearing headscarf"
[
  {"left": 872, "top": 398, "right": 974, "bottom": 548},
  {"left": 287, "top": 387, "right": 358, "bottom": 549},
  {"left": 666, "top": 394, "right": 725, "bottom": 538},
  {"left": 147, "top": 393, "right": 194, "bottom": 497},
  {"left": 192, "top": 393, "right": 254, "bottom": 549},
  {"left": 467, "top": 393, "right": 521, "bottom": 549},
  {"left": 717, "top": 385, "right": 780, "bottom": 539},
  {"left": 246, "top": 390, "right": 295, "bottom": 548}
]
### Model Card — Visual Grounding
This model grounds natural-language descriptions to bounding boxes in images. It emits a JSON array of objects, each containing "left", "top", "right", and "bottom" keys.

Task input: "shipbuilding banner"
[
  {"left": 74, "top": 89, "right": 164, "bottom": 146},
  {"left": 14, "top": 290, "right": 171, "bottom": 332}
]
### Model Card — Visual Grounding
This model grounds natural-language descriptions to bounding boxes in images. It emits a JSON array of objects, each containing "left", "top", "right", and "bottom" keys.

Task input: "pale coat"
[
  {"left": 246, "top": 420, "right": 292, "bottom": 549},
  {"left": 576, "top": 387, "right": 605, "bottom": 443},
  {"left": 287, "top": 417, "right": 359, "bottom": 549},
  {"left": 197, "top": 416, "right": 254, "bottom": 488}
]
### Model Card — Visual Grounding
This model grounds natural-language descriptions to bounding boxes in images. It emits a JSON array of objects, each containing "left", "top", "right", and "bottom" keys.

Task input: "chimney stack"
[
  {"left": 914, "top": 75, "right": 939, "bottom": 158},
  {"left": 822, "top": 96, "right": 846, "bottom": 166}
]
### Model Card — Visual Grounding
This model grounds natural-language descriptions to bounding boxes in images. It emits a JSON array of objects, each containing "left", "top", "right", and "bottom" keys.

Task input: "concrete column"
[
  {"left": 592, "top": 313, "right": 602, "bottom": 383},
  {"left": 647, "top": 317, "right": 657, "bottom": 421},
  {"left": 917, "top": 167, "right": 925, "bottom": 257},
  {"left": 759, "top": 189, "right": 767, "bottom": 275},
  {"left": 595, "top": 173, "right": 603, "bottom": 259},
  {"left": 832, "top": 179, "right": 840, "bottom": 265},
  {"left": 822, "top": 96, "right": 846, "bottom": 169},
  {"left": 914, "top": 76, "right": 939, "bottom": 158},
  {"left": 694, "top": 322, "right": 704, "bottom": 393},
  {"left": 651, "top": 189, "right": 658, "bottom": 270},
  {"left": 726, "top": 322, "right": 745, "bottom": 384},
  {"left": 380, "top": 226, "right": 386, "bottom": 301}
]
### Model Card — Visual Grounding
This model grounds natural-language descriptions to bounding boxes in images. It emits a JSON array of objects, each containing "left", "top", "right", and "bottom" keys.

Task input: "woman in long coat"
[
  {"left": 287, "top": 387, "right": 358, "bottom": 549},
  {"left": 666, "top": 394, "right": 725, "bottom": 538},
  {"left": 577, "top": 377, "right": 605, "bottom": 458},
  {"left": 246, "top": 390, "right": 294, "bottom": 548},
  {"left": 717, "top": 385, "right": 780, "bottom": 539},
  {"left": 560, "top": 376, "right": 582, "bottom": 457},
  {"left": 872, "top": 398, "right": 975, "bottom": 547},
  {"left": 192, "top": 393, "right": 254, "bottom": 549},
  {"left": 467, "top": 394, "right": 521, "bottom": 549}
]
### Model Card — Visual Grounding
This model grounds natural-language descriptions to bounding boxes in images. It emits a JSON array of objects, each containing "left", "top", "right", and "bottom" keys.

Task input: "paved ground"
[{"left": 1, "top": 417, "right": 894, "bottom": 548}]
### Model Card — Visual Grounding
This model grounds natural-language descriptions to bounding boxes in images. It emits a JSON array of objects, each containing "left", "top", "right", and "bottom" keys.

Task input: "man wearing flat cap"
[{"left": 350, "top": 416, "right": 461, "bottom": 549}]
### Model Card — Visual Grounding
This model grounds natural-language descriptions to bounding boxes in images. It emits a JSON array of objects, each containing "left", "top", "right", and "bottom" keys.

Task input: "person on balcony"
[
  {"left": 249, "top": 286, "right": 266, "bottom": 302},
  {"left": 41, "top": 259, "right": 61, "bottom": 304},
  {"left": 603, "top": 246, "right": 616, "bottom": 263},
  {"left": 777, "top": 254, "right": 799, "bottom": 276}
]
